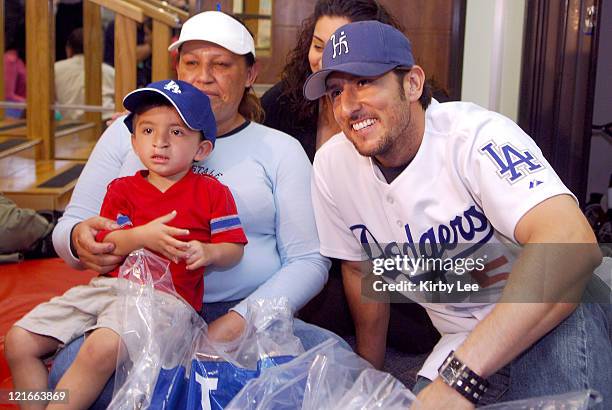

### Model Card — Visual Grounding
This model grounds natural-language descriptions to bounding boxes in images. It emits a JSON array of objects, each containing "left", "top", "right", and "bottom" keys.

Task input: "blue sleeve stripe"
[
  {"left": 210, "top": 216, "right": 242, "bottom": 233},
  {"left": 212, "top": 225, "right": 244, "bottom": 235}
]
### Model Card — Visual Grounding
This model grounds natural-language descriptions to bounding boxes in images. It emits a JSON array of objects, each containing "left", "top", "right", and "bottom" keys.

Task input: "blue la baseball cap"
[
  {"left": 303, "top": 21, "right": 415, "bottom": 101},
  {"left": 123, "top": 79, "right": 217, "bottom": 146}
]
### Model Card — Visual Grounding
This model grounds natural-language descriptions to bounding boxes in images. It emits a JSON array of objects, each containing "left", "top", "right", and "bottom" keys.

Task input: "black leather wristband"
[{"left": 438, "top": 351, "right": 488, "bottom": 404}]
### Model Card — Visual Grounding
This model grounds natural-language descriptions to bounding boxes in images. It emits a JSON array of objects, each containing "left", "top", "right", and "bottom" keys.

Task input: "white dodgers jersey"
[{"left": 311, "top": 101, "right": 574, "bottom": 378}]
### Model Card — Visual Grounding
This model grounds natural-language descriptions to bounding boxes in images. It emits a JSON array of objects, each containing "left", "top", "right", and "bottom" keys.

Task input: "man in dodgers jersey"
[{"left": 303, "top": 21, "right": 611, "bottom": 408}]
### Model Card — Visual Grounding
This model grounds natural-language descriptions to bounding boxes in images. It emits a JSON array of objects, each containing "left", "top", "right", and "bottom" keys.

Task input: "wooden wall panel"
[
  {"left": 381, "top": 0, "right": 456, "bottom": 96},
  {"left": 26, "top": 0, "right": 54, "bottom": 159},
  {"left": 84, "top": 1, "right": 103, "bottom": 137},
  {"left": 114, "top": 15, "right": 137, "bottom": 110},
  {"left": 257, "top": 0, "right": 316, "bottom": 84}
]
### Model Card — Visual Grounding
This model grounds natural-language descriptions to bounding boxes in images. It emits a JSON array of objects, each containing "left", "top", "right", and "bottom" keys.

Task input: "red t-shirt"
[{"left": 97, "top": 170, "right": 247, "bottom": 311}]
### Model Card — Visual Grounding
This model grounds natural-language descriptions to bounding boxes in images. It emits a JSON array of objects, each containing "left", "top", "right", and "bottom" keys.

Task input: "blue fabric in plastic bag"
[{"left": 150, "top": 356, "right": 295, "bottom": 410}]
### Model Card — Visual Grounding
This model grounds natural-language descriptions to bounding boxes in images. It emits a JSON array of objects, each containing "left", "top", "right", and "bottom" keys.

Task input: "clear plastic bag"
[
  {"left": 226, "top": 338, "right": 417, "bottom": 410},
  {"left": 107, "top": 249, "right": 304, "bottom": 410},
  {"left": 108, "top": 249, "right": 203, "bottom": 410},
  {"left": 228, "top": 337, "right": 604, "bottom": 410}
]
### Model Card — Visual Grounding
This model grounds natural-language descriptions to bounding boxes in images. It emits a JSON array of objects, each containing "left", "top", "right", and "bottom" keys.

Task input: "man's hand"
[
  {"left": 413, "top": 378, "right": 474, "bottom": 410},
  {"left": 139, "top": 211, "right": 190, "bottom": 263},
  {"left": 207, "top": 311, "right": 246, "bottom": 342},
  {"left": 185, "top": 241, "right": 212, "bottom": 270},
  {"left": 72, "top": 216, "right": 123, "bottom": 273}
]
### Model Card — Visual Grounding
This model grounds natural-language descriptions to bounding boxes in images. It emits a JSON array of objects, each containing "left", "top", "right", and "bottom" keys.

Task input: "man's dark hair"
[
  {"left": 66, "top": 28, "right": 84, "bottom": 55},
  {"left": 392, "top": 69, "right": 432, "bottom": 111}
]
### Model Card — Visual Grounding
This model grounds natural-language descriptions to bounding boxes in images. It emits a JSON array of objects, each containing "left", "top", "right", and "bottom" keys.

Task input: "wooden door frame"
[{"left": 518, "top": 0, "right": 601, "bottom": 204}]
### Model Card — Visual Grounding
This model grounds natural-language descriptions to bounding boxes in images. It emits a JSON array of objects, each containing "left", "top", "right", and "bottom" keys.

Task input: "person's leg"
[
  {"left": 4, "top": 326, "right": 61, "bottom": 410},
  {"left": 200, "top": 300, "right": 239, "bottom": 323},
  {"left": 500, "top": 303, "right": 611, "bottom": 407},
  {"left": 293, "top": 318, "right": 352, "bottom": 351},
  {"left": 0, "top": 194, "right": 52, "bottom": 254},
  {"left": 48, "top": 328, "right": 121, "bottom": 410}
]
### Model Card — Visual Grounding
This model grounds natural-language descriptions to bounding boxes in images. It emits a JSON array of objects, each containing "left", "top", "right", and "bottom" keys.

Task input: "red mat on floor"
[{"left": 0, "top": 258, "right": 96, "bottom": 407}]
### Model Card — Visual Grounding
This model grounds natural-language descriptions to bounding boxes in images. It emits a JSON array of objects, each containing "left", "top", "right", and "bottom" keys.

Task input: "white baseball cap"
[{"left": 168, "top": 11, "right": 256, "bottom": 57}]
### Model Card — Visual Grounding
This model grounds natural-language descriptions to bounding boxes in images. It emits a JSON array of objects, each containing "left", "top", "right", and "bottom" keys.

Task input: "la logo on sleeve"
[{"left": 479, "top": 141, "right": 544, "bottom": 184}]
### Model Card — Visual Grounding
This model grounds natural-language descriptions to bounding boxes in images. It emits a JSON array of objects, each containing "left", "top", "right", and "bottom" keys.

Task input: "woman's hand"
[
  {"left": 139, "top": 211, "right": 190, "bottom": 263},
  {"left": 71, "top": 216, "right": 123, "bottom": 273},
  {"left": 207, "top": 311, "right": 246, "bottom": 342},
  {"left": 105, "top": 110, "right": 129, "bottom": 126}
]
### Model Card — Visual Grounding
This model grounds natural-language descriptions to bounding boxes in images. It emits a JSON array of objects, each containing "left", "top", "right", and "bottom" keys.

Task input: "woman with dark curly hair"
[{"left": 261, "top": 0, "right": 405, "bottom": 162}]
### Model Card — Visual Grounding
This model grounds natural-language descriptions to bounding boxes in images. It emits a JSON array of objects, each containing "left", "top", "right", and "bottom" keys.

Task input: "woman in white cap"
[{"left": 52, "top": 11, "right": 336, "bottom": 347}]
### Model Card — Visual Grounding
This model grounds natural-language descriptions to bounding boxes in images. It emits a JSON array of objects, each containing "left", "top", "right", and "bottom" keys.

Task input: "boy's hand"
[
  {"left": 185, "top": 242, "right": 244, "bottom": 270},
  {"left": 185, "top": 240, "right": 212, "bottom": 270},
  {"left": 140, "top": 211, "right": 190, "bottom": 263}
]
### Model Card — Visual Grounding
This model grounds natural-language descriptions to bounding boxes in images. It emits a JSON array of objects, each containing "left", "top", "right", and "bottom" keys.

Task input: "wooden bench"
[{"left": 0, "top": 159, "right": 85, "bottom": 211}]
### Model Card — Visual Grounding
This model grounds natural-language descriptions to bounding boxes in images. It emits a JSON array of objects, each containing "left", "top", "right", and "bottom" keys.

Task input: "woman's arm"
[
  {"left": 232, "top": 137, "right": 331, "bottom": 318},
  {"left": 52, "top": 117, "right": 135, "bottom": 269}
]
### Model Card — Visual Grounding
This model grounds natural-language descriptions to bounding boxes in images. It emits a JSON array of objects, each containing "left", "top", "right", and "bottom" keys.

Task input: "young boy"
[{"left": 5, "top": 79, "right": 247, "bottom": 409}]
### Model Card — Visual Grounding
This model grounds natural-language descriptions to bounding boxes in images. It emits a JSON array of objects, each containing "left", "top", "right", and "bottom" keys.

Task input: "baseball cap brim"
[
  {"left": 303, "top": 62, "right": 409, "bottom": 101},
  {"left": 123, "top": 88, "right": 194, "bottom": 134}
]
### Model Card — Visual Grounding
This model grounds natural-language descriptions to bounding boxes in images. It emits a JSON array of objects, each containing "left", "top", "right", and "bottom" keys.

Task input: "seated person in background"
[
  {"left": 5, "top": 79, "right": 247, "bottom": 410},
  {"left": 55, "top": 27, "right": 115, "bottom": 121},
  {"left": 0, "top": 194, "right": 56, "bottom": 262},
  {"left": 3, "top": 22, "right": 26, "bottom": 119}
]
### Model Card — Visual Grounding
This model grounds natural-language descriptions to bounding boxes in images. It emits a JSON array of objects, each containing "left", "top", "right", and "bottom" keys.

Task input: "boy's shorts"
[
  {"left": 14, "top": 277, "right": 127, "bottom": 344},
  {"left": 14, "top": 276, "right": 191, "bottom": 346}
]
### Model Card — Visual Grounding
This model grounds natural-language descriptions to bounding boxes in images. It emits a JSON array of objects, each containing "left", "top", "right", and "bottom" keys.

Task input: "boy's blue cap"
[
  {"left": 123, "top": 79, "right": 217, "bottom": 146},
  {"left": 303, "top": 21, "right": 415, "bottom": 101}
]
